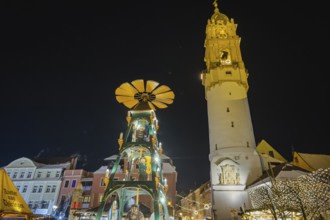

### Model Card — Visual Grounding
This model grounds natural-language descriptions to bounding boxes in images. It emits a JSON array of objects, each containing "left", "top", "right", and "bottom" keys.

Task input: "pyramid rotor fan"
[{"left": 115, "top": 79, "right": 175, "bottom": 110}]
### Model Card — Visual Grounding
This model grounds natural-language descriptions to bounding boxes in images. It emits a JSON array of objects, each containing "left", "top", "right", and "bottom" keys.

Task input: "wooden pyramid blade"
[
  {"left": 116, "top": 95, "right": 136, "bottom": 103},
  {"left": 123, "top": 100, "right": 139, "bottom": 109},
  {"left": 155, "top": 98, "right": 173, "bottom": 105},
  {"left": 147, "top": 102, "right": 156, "bottom": 110},
  {"left": 151, "top": 100, "right": 168, "bottom": 109},
  {"left": 119, "top": 82, "right": 138, "bottom": 96},
  {"left": 155, "top": 91, "right": 175, "bottom": 100},
  {"left": 146, "top": 80, "right": 159, "bottom": 93},
  {"left": 131, "top": 79, "right": 145, "bottom": 93},
  {"left": 152, "top": 85, "right": 171, "bottom": 95},
  {"left": 115, "top": 87, "right": 133, "bottom": 96}
]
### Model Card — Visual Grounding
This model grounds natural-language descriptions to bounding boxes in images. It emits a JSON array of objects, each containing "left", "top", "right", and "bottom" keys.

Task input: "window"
[
  {"left": 71, "top": 179, "right": 77, "bottom": 188},
  {"left": 100, "top": 178, "right": 106, "bottom": 187},
  {"left": 51, "top": 185, "right": 56, "bottom": 193},
  {"left": 99, "top": 194, "right": 104, "bottom": 203},
  {"left": 32, "top": 186, "right": 38, "bottom": 193},
  {"left": 13, "top": 172, "right": 18, "bottom": 179},
  {"left": 83, "top": 196, "right": 91, "bottom": 203},
  {"left": 234, "top": 156, "right": 240, "bottom": 160},
  {"left": 226, "top": 107, "right": 230, "bottom": 112},
  {"left": 64, "top": 180, "right": 69, "bottom": 188},
  {"left": 38, "top": 185, "right": 43, "bottom": 193},
  {"left": 7, "top": 171, "right": 11, "bottom": 176},
  {"left": 225, "top": 71, "right": 232, "bottom": 75},
  {"left": 55, "top": 171, "right": 61, "bottom": 178},
  {"left": 60, "top": 196, "right": 66, "bottom": 205},
  {"left": 28, "top": 201, "right": 33, "bottom": 209},
  {"left": 46, "top": 185, "right": 51, "bottom": 193},
  {"left": 19, "top": 172, "right": 25, "bottom": 178},
  {"left": 27, "top": 171, "right": 32, "bottom": 178},
  {"left": 268, "top": 151, "right": 274, "bottom": 157},
  {"left": 37, "top": 172, "right": 41, "bottom": 178},
  {"left": 16, "top": 185, "right": 21, "bottom": 191},
  {"left": 22, "top": 185, "right": 28, "bottom": 193},
  {"left": 41, "top": 201, "right": 48, "bottom": 209},
  {"left": 46, "top": 171, "right": 51, "bottom": 178},
  {"left": 231, "top": 121, "right": 234, "bottom": 127}
]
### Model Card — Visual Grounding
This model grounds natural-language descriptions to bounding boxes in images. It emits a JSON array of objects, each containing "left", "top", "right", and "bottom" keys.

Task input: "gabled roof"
[
  {"left": 291, "top": 152, "right": 330, "bottom": 171},
  {"left": 248, "top": 163, "right": 309, "bottom": 188},
  {"left": 256, "top": 139, "right": 288, "bottom": 162}
]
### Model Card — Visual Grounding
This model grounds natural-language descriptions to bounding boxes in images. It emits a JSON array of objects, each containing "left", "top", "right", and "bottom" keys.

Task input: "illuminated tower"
[
  {"left": 95, "top": 79, "right": 175, "bottom": 220},
  {"left": 201, "top": 2, "right": 263, "bottom": 219}
]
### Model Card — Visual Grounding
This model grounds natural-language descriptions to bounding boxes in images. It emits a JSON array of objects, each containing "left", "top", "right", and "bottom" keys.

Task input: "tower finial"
[{"left": 213, "top": 0, "right": 219, "bottom": 10}]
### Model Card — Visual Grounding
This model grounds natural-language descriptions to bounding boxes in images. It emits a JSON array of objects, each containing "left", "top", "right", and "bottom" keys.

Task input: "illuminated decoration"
[
  {"left": 176, "top": 194, "right": 212, "bottom": 218},
  {"left": 126, "top": 111, "right": 132, "bottom": 125},
  {"left": 95, "top": 79, "right": 174, "bottom": 220},
  {"left": 118, "top": 132, "right": 123, "bottom": 149},
  {"left": 115, "top": 79, "right": 175, "bottom": 110},
  {"left": 247, "top": 168, "right": 330, "bottom": 220}
]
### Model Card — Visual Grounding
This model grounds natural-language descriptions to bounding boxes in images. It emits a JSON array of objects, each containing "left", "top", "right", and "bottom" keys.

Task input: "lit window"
[
  {"left": 99, "top": 194, "right": 104, "bottom": 203},
  {"left": 83, "top": 196, "right": 91, "bottom": 203}
]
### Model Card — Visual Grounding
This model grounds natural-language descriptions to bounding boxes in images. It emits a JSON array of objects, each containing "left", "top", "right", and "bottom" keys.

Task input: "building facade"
[
  {"left": 4, "top": 157, "right": 70, "bottom": 216},
  {"left": 177, "top": 181, "right": 212, "bottom": 220},
  {"left": 201, "top": 2, "right": 264, "bottom": 219},
  {"left": 56, "top": 169, "right": 93, "bottom": 219}
]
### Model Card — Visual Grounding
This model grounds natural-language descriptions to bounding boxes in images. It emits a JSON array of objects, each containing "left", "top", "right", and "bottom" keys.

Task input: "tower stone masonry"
[{"left": 201, "top": 2, "right": 263, "bottom": 220}]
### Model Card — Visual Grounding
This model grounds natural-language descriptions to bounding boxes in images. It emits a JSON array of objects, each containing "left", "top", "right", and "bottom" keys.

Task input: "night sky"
[{"left": 1, "top": 1, "right": 329, "bottom": 192}]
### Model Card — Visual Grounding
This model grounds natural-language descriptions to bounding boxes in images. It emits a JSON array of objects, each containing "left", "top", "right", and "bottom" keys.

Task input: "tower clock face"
[{"left": 216, "top": 26, "right": 227, "bottom": 39}]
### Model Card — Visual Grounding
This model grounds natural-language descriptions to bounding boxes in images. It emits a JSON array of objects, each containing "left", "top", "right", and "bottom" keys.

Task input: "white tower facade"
[{"left": 201, "top": 2, "right": 263, "bottom": 220}]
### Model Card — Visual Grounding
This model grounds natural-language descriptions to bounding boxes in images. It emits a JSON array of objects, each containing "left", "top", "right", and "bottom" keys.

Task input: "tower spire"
[{"left": 213, "top": 0, "right": 219, "bottom": 12}]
